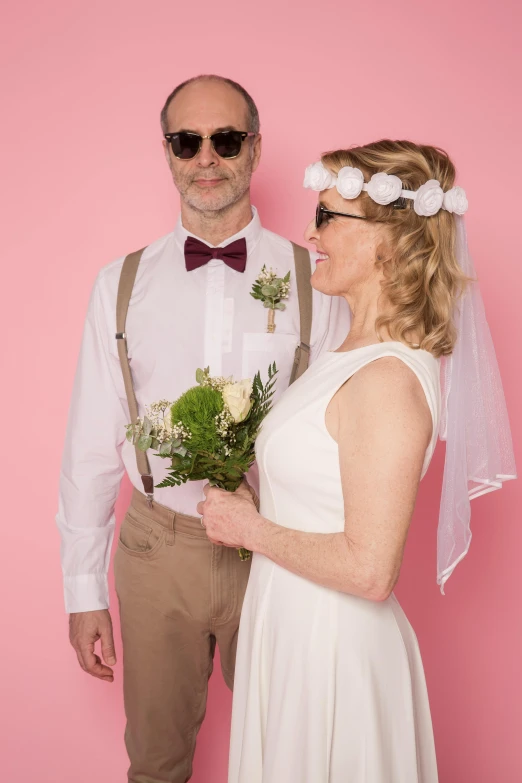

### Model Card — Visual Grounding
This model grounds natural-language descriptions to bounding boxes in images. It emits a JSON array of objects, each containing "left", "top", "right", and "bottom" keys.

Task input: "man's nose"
[{"left": 197, "top": 137, "right": 220, "bottom": 166}]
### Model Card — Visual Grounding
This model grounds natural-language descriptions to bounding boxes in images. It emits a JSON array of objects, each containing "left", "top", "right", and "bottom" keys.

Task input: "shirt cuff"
[{"left": 64, "top": 574, "right": 110, "bottom": 614}]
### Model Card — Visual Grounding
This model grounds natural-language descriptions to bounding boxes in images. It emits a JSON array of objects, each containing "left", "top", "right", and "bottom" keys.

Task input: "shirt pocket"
[{"left": 242, "top": 332, "right": 298, "bottom": 397}]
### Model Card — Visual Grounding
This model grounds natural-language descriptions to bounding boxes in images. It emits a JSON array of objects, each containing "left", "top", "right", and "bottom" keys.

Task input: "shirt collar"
[{"left": 173, "top": 205, "right": 263, "bottom": 258}]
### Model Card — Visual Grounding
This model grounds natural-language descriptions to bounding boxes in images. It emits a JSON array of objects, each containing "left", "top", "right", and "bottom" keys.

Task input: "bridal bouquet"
[{"left": 126, "top": 364, "right": 278, "bottom": 559}]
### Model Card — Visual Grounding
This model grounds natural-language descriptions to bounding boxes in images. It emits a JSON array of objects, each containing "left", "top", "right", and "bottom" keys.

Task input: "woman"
[{"left": 198, "top": 140, "right": 515, "bottom": 782}]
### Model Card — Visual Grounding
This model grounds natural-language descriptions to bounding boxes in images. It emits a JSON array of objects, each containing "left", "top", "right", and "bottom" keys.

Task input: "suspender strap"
[
  {"left": 115, "top": 247, "right": 155, "bottom": 505},
  {"left": 289, "top": 242, "right": 313, "bottom": 385}
]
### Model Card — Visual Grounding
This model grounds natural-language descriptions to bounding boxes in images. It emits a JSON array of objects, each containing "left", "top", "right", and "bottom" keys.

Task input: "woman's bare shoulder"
[{"left": 335, "top": 355, "right": 432, "bottom": 439}]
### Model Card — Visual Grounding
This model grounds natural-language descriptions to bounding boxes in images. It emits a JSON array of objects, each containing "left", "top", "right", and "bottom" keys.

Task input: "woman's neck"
[{"left": 337, "top": 284, "right": 389, "bottom": 351}]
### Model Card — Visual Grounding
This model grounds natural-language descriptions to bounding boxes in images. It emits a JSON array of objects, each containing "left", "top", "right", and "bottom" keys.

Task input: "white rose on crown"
[
  {"left": 414, "top": 180, "right": 445, "bottom": 216},
  {"left": 366, "top": 172, "right": 403, "bottom": 205},
  {"left": 222, "top": 379, "right": 253, "bottom": 423},
  {"left": 303, "top": 162, "right": 337, "bottom": 191},
  {"left": 443, "top": 186, "right": 469, "bottom": 215},
  {"left": 336, "top": 166, "right": 365, "bottom": 199}
]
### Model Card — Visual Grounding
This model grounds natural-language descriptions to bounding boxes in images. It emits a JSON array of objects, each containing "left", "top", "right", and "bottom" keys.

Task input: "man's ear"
[
  {"left": 162, "top": 139, "right": 171, "bottom": 165},
  {"left": 251, "top": 133, "right": 262, "bottom": 173}
]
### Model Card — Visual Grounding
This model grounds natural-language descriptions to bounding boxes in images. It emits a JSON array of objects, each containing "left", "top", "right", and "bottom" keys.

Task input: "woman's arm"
[{"left": 199, "top": 357, "right": 432, "bottom": 601}]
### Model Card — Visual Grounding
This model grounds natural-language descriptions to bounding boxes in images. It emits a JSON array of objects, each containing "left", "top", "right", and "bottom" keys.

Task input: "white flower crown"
[{"left": 303, "top": 161, "right": 468, "bottom": 217}]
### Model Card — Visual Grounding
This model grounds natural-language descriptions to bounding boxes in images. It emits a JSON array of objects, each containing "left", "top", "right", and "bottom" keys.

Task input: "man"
[{"left": 58, "top": 74, "right": 349, "bottom": 783}]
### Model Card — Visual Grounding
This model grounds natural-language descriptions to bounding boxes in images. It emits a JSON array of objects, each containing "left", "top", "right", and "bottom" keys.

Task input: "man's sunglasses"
[
  {"left": 315, "top": 204, "right": 369, "bottom": 229},
  {"left": 164, "top": 130, "right": 257, "bottom": 160}
]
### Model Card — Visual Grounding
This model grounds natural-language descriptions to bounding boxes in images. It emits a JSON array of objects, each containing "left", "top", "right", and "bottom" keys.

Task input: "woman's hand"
[{"left": 196, "top": 480, "right": 262, "bottom": 549}]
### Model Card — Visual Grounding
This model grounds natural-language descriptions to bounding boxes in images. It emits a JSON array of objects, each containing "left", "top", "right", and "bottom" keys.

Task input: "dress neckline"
[{"left": 325, "top": 341, "right": 435, "bottom": 360}]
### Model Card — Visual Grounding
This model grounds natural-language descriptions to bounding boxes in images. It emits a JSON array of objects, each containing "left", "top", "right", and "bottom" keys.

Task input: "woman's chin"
[
  {"left": 311, "top": 266, "right": 326, "bottom": 293},
  {"left": 311, "top": 265, "right": 337, "bottom": 296}
]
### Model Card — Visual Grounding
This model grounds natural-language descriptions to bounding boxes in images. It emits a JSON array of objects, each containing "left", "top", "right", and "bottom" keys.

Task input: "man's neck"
[{"left": 180, "top": 195, "right": 254, "bottom": 246}]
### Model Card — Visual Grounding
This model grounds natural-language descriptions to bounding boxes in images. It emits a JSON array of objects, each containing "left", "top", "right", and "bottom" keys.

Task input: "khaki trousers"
[{"left": 114, "top": 489, "right": 251, "bottom": 783}]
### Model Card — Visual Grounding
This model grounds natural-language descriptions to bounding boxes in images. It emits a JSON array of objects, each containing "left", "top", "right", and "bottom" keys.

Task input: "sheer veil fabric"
[{"left": 438, "top": 217, "right": 516, "bottom": 591}]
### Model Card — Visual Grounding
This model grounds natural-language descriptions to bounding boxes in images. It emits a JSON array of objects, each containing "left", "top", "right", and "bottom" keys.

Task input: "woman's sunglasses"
[
  {"left": 315, "top": 204, "right": 369, "bottom": 229},
  {"left": 164, "top": 130, "right": 257, "bottom": 160}
]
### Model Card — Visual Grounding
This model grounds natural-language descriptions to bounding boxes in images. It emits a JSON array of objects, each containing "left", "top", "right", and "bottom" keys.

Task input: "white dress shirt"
[{"left": 57, "top": 208, "right": 350, "bottom": 613}]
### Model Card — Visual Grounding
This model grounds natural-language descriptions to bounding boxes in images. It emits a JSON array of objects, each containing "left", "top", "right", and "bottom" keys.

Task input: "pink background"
[{"left": 1, "top": 1, "right": 520, "bottom": 781}]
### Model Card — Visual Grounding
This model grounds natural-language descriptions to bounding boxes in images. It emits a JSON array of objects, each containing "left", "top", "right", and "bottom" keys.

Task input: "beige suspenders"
[
  {"left": 288, "top": 242, "right": 313, "bottom": 386},
  {"left": 115, "top": 247, "right": 155, "bottom": 505},
  {"left": 116, "top": 242, "right": 313, "bottom": 506}
]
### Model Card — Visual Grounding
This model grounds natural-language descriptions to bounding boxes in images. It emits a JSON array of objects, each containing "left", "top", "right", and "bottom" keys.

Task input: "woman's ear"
[{"left": 375, "top": 239, "right": 392, "bottom": 268}]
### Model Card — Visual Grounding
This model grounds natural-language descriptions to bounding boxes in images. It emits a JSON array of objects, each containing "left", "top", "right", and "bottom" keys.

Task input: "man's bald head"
[{"left": 160, "top": 75, "right": 260, "bottom": 135}]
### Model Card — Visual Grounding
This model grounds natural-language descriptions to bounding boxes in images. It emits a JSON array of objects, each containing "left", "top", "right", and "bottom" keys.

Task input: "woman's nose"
[{"left": 304, "top": 218, "right": 319, "bottom": 243}]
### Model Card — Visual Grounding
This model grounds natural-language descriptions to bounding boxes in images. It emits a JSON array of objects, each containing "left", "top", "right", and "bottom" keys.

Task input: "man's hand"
[{"left": 69, "top": 609, "right": 116, "bottom": 682}]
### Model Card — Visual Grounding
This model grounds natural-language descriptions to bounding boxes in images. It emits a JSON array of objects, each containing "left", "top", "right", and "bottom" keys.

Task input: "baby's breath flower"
[
  {"left": 257, "top": 265, "right": 277, "bottom": 285},
  {"left": 215, "top": 408, "right": 234, "bottom": 438},
  {"left": 145, "top": 401, "right": 174, "bottom": 432},
  {"left": 205, "top": 376, "right": 229, "bottom": 392},
  {"left": 156, "top": 428, "right": 168, "bottom": 444},
  {"left": 150, "top": 400, "right": 171, "bottom": 413},
  {"left": 172, "top": 421, "right": 191, "bottom": 441},
  {"left": 199, "top": 368, "right": 232, "bottom": 392}
]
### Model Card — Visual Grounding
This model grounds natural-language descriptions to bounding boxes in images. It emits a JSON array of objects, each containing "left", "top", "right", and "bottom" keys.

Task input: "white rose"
[
  {"left": 303, "top": 162, "right": 337, "bottom": 191},
  {"left": 443, "top": 186, "right": 468, "bottom": 215},
  {"left": 222, "top": 379, "right": 253, "bottom": 423},
  {"left": 336, "top": 166, "right": 364, "bottom": 199},
  {"left": 414, "top": 179, "right": 444, "bottom": 216},
  {"left": 365, "top": 172, "right": 403, "bottom": 205}
]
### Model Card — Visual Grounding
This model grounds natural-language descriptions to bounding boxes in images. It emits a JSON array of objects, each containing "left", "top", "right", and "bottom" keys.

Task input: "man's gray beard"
[{"left": 173, "top": 164, "right": 253, "bottom": 218}]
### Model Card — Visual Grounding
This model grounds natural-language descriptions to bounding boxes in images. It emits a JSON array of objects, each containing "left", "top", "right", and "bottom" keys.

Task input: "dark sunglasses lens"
[
  {"left": 212, "top": 131, "right": 243, "bottom": 158},
  {"left": 316, "top": 205, "right": 324, "bottom": 229},
  {"left": 171, "top": 133, "right": 201, "bottom": 160}
]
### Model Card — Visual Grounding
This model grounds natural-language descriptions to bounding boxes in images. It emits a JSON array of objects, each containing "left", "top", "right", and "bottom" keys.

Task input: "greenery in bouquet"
[{"left": 125, "top": 364, "right": 278, "bottom": 560}]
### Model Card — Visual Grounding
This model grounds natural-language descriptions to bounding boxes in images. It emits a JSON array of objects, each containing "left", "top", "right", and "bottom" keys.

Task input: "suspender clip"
[
  {"left": 142, "top": 475, "right": 155, "bottom": 508},
  {"left": 115, "top": 332, "right": 127, "bottom": 340}
]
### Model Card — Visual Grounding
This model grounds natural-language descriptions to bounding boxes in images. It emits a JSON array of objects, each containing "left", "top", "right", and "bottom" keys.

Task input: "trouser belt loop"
[{"left": 166, "top": 510, "right": 176, "bottom": 545}]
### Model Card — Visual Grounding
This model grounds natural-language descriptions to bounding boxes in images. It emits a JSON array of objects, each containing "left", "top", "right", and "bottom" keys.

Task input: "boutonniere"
[{"left": 250, "top": 266, "right": 291, "bottom": 333}]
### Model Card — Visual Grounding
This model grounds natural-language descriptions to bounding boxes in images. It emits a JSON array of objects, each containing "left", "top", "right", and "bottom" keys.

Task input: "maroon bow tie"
[{"left": 184, "top": 236, "right": 247, "bottom": 273}]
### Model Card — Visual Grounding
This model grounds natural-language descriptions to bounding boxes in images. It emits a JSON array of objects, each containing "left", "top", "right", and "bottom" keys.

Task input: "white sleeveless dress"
[{"left": 228, "top": 342, "right": 440, "bottom": 783}]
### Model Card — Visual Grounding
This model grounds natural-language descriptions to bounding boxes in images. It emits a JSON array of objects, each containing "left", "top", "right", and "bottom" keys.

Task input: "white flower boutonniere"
[{"left": 250, "top": 266, "right": 291, "bottom": 333}]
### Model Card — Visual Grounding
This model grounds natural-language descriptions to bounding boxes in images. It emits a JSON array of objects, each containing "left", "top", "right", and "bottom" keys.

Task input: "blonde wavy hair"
[{"left": 321, "top": 140, "right": 469, "bottom": 357}]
